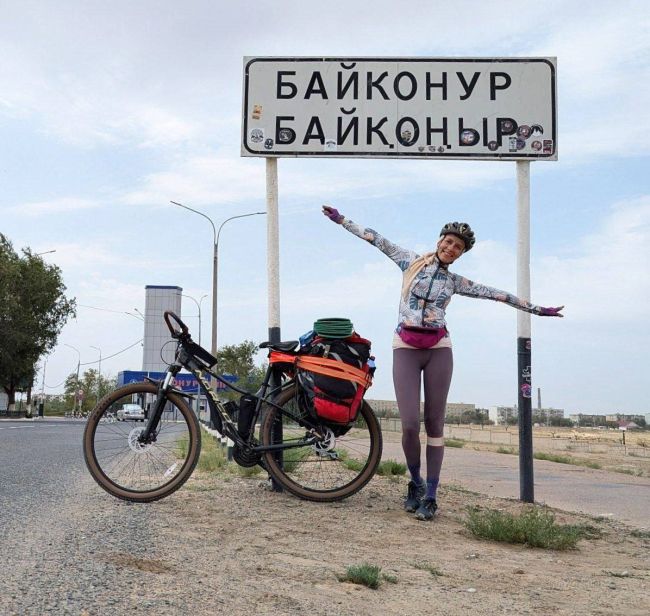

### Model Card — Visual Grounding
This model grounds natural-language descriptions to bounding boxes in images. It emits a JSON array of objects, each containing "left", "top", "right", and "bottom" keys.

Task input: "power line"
[
  {"left": 80, "top": 338, "right": 143, "bottom": 365},
  {"left": 45, "top": 338, "right": 144, "bottom": 388},
  {"left": 78, "top": 303, "right": 144, "bottom": 320}
]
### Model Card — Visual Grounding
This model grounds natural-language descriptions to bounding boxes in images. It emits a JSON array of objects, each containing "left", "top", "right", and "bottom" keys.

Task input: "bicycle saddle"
[{"left": 259, "top": 340, "right": 299, "bottom": 352}]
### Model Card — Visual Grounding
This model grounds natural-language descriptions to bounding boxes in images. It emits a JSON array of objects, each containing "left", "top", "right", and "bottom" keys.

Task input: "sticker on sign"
[{"left": 241, "top": 57, "right": 557, "bottom": 161}]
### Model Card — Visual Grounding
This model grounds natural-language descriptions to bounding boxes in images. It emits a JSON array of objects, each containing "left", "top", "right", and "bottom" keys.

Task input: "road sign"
[{"left": 242, "top": 57, "right": 557, "bottom": 160}]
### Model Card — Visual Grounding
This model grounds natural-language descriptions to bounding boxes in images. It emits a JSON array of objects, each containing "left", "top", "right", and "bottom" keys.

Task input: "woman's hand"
[
  {"left": 322, "top": 205, "right": 344, "bottom": 223},
  {"left": 540, "top": 306, "right": 564, "bottom": 317}
]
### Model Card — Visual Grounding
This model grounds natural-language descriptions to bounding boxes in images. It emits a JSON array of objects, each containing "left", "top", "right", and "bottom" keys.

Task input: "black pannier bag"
[{"left": 297, "top": 333, "right": 374, "bottom": 424}]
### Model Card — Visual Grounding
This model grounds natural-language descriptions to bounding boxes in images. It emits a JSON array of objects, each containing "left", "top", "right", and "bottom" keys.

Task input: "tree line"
[{"left": 0, "top": 234, "right": 76, "bottom": 411}]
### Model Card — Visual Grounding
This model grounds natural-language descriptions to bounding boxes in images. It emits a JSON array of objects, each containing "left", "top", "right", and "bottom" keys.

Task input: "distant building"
[
  {"left": 533, "top": 407, "right": 564, "bottom": 422},
  {"left": 446, "top": 402, "right": 476, "bottom": 417},
  {"left": 366, "top": 399, "right": 475, "bottom": 418},
  {"left": 569, "top": 413, "right": 608, "bottom": 426},
  {"left": 606, "top": 413, "right": 646, "bottom": 424},
  {"left": 366, "top": 399, "right": 399, "bottom": 416},
  {"left": 0, "top": 392, "right": 7, "bottom": 411},
  {"left": 489, "top": 406, "right": 517, "bottom": 425},
  {"left": 142, "top": 285, "right": 182, "bottom": 372}
]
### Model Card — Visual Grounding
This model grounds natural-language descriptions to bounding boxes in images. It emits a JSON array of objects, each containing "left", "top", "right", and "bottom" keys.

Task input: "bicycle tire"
[
  {"left": 260, "top": 385, "right": 382, "bottom": 502},
  {"left": 83, "top": 381, "right": 201, "bottom": 503}
]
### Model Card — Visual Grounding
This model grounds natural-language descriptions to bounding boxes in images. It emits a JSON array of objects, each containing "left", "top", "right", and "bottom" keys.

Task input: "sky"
[{"left": 1, "top": 1, "right": 649, "bottom": 415}]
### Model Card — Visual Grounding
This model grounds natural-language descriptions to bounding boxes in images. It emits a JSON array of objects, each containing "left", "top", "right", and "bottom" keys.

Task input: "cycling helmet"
[{"left": 439, "top": 221, "right": 475, "bottom": 251}]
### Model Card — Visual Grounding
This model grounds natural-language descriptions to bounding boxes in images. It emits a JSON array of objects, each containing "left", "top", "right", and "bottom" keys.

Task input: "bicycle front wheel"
[
  {"left": 261, "top": 386, "right": 382, "bottom": 502},
  {"left": 83, "top": 382, "right": 201, "bottom": 503}
]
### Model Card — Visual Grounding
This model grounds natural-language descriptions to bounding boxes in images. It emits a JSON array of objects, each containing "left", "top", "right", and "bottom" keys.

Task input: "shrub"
[
  {"left": 376, "top": 459, "right": 407, "bottom": 476},
  {"left": 445, "top": 438, "right": 465, "bottom": 448},
  {"left": 464, "top": 506, "right": 595, "bottom": 550},
  {"left": 338, "top": 563, "right": 382, "bottom": 589}
]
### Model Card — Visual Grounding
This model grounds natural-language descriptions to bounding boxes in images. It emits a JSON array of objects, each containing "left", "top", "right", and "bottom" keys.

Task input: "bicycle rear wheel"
[
  {"left": 260, "top": 385, "right": 382, "bottom": 502},
  {"left": 83, "top": 382, "right": 201, "bottom": 503}
]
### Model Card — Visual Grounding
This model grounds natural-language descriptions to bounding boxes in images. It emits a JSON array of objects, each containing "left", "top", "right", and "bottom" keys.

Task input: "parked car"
[{"left": 117, "top": 403, "right": 145, "bottom": 422}]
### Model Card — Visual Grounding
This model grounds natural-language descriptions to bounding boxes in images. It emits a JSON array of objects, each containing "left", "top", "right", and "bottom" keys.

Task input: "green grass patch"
[
  {"left": 534, "top": 452, "right": 572, "bottom": 464},
  {"left": 197, "top": 434, "right": 227, "bottom": 472},
  {"left": 534, "top": 451, "right": 601, "bottom": 469},
  {"left": 411, "top": 561, "right": 443, "bottom": 576},
  {"left": 496, "top": 446, "right": 517, "bottom": 455},
  {"left": 464, "top": 506, "right": 596, "bottom": 550},
  {"left": 445, "top": 438, "right": 465, "bottom": 448},
  {"left": 175, "top": 435, "right": 189, "bottom": 460},
  {"left": 376, "top": 459, "right": 407, "bottom": 476},
  {"left": 338, "top": 449, "right": 366, "bottom": 473},
  {"left": 630, "top": 529, "right": 650, "bottom": 539},
  {"left": 343, "top": 458, "right": 365, "bottom": 472},
  {"left": 177, "top": 431, "right": 227, "bottom": 472},
  {"left": 337, "top": 563, "right": 382, "bottom": 589},
  {"left": 282, "top": 446, "right": 311, "bottom": 473},
  {"left": 382, "top": 572, "right": 398, "bottom": 584}
]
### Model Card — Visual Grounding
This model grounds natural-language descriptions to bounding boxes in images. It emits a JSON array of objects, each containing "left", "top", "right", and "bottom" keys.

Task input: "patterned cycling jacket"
[{"left": 341, "top": 218, "right": 545, "bottom": 329}]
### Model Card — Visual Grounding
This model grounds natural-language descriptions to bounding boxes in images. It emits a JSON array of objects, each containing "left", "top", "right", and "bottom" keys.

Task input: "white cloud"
[
  {"left": 122, "top": 151, "right": 513, "bottom": 209},
  {"left": 535, "top": 195, "right": 650, "bottom": 321},
  {"left": 9, "top": 197, "right": 100, "bottom": 217},
  {"left": 1, "top": 1, "right": 646, "bottom": 163}
]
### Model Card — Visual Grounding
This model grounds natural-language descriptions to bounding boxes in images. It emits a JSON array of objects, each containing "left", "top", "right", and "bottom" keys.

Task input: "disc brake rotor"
[
  {"left": 312, "top": 426, "right": 338, "bottom": 458},
  {"left": 127, "top": 427, "right": 153, "bottom": 453}
]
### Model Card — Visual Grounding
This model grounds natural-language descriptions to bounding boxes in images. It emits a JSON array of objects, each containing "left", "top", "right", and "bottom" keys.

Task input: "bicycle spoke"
[{"left": 85, "top": 385, "right": 197, "bottom": 496}]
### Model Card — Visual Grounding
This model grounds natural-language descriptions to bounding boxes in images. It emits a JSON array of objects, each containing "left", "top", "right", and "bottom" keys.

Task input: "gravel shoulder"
[{"left": 2, "top": 423, "right": 649, "bottom": 616}]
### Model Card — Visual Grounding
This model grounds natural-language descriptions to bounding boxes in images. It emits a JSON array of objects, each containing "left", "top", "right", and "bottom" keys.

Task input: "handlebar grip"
[{"left": 164, "top": 311, "right": 189, "bottom": 338}]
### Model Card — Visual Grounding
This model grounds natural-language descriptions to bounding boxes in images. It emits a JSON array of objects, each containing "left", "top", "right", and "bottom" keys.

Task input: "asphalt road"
[
  {"left": 0, "top": 418, "right": 191, "bottom": 615},
  {"left": 0, "top": 419, "right": 87, "bottom": 520}
]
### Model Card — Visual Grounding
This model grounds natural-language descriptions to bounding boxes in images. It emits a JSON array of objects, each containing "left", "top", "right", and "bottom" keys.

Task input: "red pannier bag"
[{"left": 296, "top": 334, "right": 374, "bottom": 424}]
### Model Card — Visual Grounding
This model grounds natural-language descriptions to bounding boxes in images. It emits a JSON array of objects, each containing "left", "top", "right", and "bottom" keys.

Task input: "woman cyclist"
[{"left": 322, "top": 206, "right": 563, "bottom": 521}]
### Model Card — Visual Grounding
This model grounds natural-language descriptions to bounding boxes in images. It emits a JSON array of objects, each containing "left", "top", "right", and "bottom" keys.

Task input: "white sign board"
[{"left": 242, "top": 57, "right": 557, "bottom": 160}]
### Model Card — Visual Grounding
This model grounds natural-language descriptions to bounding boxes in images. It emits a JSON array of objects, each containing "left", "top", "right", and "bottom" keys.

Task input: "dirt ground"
[{"left": 138, "top": 466, "right": 650, "bottom": 616}]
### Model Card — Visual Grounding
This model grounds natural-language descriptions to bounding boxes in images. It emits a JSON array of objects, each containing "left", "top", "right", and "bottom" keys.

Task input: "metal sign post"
[
  {"left": 266, "top": 157, "right": 283, "bottom": 490},
  {"left": 242, "top": 56, "right": 557, "bottom": 503},
  {"left": 516, "top": 161, "right": 534, "bottom": 502}
]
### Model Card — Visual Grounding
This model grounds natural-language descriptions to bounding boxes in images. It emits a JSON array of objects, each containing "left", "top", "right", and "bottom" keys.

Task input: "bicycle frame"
[{"left": 139, "top": 339, "right": 322, "bottom": 455}]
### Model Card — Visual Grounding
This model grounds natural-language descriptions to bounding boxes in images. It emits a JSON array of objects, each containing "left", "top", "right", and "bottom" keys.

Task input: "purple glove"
[
  {"left": 322, "top": 205, "right": 344, "bottom": 224},
  {"left": 540, "top": 306, "right": 564, "bottom": 317}
]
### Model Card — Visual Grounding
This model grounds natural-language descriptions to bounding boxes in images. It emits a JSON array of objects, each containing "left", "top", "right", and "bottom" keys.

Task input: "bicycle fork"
[{"left": 139, "top": 366, "right": 182, "bottom": 443}]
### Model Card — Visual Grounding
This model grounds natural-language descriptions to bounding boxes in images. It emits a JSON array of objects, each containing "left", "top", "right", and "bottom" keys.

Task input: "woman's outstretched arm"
[
  {"left": 452, "top": 273, "right": 564, "bottom": 317},
  {"left": 322, "top": 205, "right": 417, "bottom": 271}
]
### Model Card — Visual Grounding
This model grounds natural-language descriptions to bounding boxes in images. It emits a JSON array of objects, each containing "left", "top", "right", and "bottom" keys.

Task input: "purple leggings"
[{"left": 392, "top": 347, "right": 453, "bottom": 480}]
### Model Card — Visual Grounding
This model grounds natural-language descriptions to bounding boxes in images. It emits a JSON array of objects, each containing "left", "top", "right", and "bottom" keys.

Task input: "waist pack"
[
  {"left": 297, "top": 334, "right": 374, "bottom": 424},
  {"left": 398, "top": 324, "right": 448, "bottom": 349}
]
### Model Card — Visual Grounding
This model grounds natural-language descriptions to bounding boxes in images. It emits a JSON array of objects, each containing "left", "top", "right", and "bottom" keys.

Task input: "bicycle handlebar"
[{"left": 164, "top": 311, "right": 189, "bottom": 339}]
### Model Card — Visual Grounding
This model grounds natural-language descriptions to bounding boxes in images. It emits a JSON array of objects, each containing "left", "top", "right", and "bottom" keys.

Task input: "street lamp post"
[
  {"left": 181, "top": 293, "right": 207, "bottom": 347},
  {"left": 90, "top": 345, "right": 102, "bottom": 404},
  {"left": 39, "top": 356, "right": 48, "bottom": 417},
  {"left": 64, "top": 343, "right": 81, "bottom": 414},
  {"left": 182, "top": 293, "right": 207, "bottom": 420},
  {"left": 170, "top": 201, "right": 265, "bottom": 357}
]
